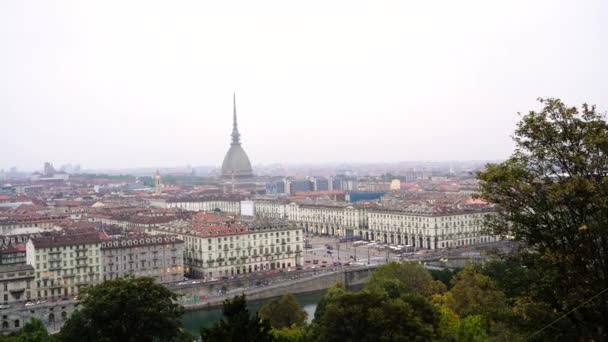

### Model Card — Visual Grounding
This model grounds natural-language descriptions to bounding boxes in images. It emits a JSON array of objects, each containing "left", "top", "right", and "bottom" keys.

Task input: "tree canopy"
[
  {"left": 365, "top": 262, "right": 446, "bottom": 298},
  {"left": 259, "top": 293, "right": 308, "bottom": 329},
  {"left": 477, "top": 98, "right": 608, "bottom": 338},
  {"left": 0, "top": 319, "right": 51, "bottom": 342},
  {"left": 55, "top": 276, "right": 190, "bottom": 342},
  {"left": 201, "top": 295, "right": 274, "bottom": 342}
]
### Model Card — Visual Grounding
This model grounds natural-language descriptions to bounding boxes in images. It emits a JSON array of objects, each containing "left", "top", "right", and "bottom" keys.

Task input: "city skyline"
[{"left": 2, "top": 0, "right": 607, "bottom": 170}]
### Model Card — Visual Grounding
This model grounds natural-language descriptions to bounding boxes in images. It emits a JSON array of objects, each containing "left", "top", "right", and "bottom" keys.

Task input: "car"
[
  {"left": 0, "top": 305, "right": 10, "bottom": 309},
  {"left": 25, "top": 302, "right": 35, "bottom": 307},
  {"left": 36, "top": 300, "right": 46, "bottom": 305}
]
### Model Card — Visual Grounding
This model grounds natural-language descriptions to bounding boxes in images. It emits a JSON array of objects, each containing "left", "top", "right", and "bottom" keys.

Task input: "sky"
[{"left": 1, "top": 0, "right": 606, "bottom": 171}]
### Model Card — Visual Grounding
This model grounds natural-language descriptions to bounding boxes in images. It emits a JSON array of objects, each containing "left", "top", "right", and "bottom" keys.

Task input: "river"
[{"left": 181, "top": 290, "right": 326, "bottom": 336}]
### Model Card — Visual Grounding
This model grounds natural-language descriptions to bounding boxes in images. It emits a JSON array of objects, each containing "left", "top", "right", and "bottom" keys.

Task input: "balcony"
[
  {"left": 75, "top": 247, "right": 88, "bottom": 252},
  {"left": 228, "top": 257, "right": 236, "bottom": 261},
  {"left": 49, "top": 250, "right": 61, "bottom": 255},
  {"left": 216, "top": 258, "right": 225, "bottom": 262},
  {"left": 76, "top": 256, "right": 88, "bottom": 260},
  {"left": 49, "top": 265, "right": 62, "bottom": 271}
]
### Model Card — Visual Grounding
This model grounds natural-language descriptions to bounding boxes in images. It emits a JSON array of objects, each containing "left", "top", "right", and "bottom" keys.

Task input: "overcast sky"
[{"left": 1, "top": 0, "right": 606, "bottom": 171}]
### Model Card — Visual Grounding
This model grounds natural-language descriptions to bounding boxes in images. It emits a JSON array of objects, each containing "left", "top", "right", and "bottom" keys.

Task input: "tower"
[
  {"left": 154, "top": 169, "right": 162, "bottom": 195},
  {"left": 220, "top": 93, "right": 254, "bottom": 192}
]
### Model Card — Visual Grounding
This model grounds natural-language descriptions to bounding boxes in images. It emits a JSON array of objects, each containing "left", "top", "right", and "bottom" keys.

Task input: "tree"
[
  {"left": 0, "top": 319, "right": 51, "bottom": 342},
  {"left": 311, "top": 289, "right": 439, "bottom": 342},
  {"left": 365, "top": 262, "right": 446, "bottom": 298},
  {"left": 259, "top": 293, "right": 308, "bottom": 329},
  {"left": 477, "top": 98, "right": 608, "bottom": 338},
  {"left": 55, "top": 276, "right": 189, "bottom": 342},
  {"left": 201, "top": 295, "right": 274, "bottom": 342},
  {"left": 442, "top": 267, "right": 508, "bottom": 320}
]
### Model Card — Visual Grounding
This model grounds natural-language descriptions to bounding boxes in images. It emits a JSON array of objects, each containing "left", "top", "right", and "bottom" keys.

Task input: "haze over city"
[{"left": 1, "top": 0, "right": 607, "bottom": 171}]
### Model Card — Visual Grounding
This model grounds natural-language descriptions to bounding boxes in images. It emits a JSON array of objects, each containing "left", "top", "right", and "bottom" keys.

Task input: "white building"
[{"left": 153, "top": 217, "right": 303, "bottom": 279}]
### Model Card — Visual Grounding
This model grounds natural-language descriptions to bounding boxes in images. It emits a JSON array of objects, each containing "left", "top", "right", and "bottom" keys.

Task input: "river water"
[{"left": 181, "top": 290, "right": 326, "bottom": 336}]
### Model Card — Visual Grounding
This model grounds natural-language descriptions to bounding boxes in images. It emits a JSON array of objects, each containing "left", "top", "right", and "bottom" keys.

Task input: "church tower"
[{"left": 154, "top": 169, "right": 162, "bottom": 195}]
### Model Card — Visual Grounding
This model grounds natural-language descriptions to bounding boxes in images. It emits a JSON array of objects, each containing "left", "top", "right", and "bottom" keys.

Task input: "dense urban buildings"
[{"left": 0, "top": 115, "right": 501, "bottom": 335}]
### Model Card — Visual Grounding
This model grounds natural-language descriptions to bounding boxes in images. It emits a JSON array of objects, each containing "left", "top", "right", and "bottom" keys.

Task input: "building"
[
  {"left": 0, "top": 264, "right": 35, "bottom": 305},
  {"left": 0, "top": 244, "right": 26, "bottom": 266},
  {"left": 100, "top": 235, "right": 184, "bottom": 283},
  {"left": 367, "top": 203, "right": 497, "bottom": 249},
  {"left": 26, "top": 231, "right": 103, "bottom": 299},
  {"left": 288, "top": 179, "right": 313, "bottom": 194},
  {"left": 153, "top": 216, "right": 303, "bottom": 279},
  {"left": 221, "top": 94, "right": 255, "bottom": 192},
  {"left": 151, "top": 196, "right": 242, "bottom": 214}
]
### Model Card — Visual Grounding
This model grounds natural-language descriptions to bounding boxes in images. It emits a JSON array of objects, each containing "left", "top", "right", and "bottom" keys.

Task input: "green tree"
[
  {"left": 0, "top": 319, "right": 51, "bottom": 342},
  {"left": 477, "top": 98, "right": 608, "bottom": 338},
  {"left": 259, "top": 293, "right": 308, "bottom": 329},
  {"left": 440, "top": 267, "right": 508, "bottom": 321},
  {"left": 201, "top": 295, "right": 274, "bottom": 342},
  {"left": 270, "top": 324, "right": 308, "bottom": 342},
  {"left": 55, "top": 276, "right": 189, "bottom": 342},
  {"left": 311, "top": 289, "right": 439, "bottom": 342},
  {"left": 365, "top": 262, "right": 446, "bottom": 297}
]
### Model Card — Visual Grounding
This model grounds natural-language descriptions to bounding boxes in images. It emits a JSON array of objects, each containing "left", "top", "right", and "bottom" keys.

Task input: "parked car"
[
  {"left": 25, "top": 302, "right": 35, "bottom": 307},
  {"left": 0, "top": 304, "right": 10, "bottom": 309}
]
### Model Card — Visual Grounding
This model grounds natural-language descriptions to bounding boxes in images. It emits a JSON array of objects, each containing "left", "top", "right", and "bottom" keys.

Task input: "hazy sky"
[{"left": 1, "top": 1, "right": 606, "bottom": 171}]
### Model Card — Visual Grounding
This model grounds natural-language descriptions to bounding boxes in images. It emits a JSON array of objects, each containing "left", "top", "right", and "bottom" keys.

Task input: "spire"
[{"left": 231, "top": 92, "right": 241, "bottom": 145}]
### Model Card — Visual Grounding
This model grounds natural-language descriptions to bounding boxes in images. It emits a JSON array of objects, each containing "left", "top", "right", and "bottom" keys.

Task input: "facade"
[
  {"left": 0, "top": 244, "right": 26, "bottom": 266},
  {"left": 26, "top": 232, "right": 103, "bottom": 299},
  {"left": 253, "top": 200, "right": 288, "bottom": 219},
  {"left": 367, "top": 208, "right": 496, "bottom": 249},
  {"left": 164, "top": 199, "right": 241, "bottom": 214},
  {"left": 100, "top": 235, "right": 184, "bottom": 283},
  {"left": 153, "top": 217, "right": 303, "bottom": 279},
  {"left": 0, "top": 264, "right": 35, "bottom": 305},
  {"left": 285, "top": 202, "right": 369, "bottom": 237}
]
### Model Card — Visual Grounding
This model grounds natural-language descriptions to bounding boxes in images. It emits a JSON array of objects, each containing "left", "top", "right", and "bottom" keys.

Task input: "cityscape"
[{"left": 1, "top": 1, "right": 607, "bottom": 341}]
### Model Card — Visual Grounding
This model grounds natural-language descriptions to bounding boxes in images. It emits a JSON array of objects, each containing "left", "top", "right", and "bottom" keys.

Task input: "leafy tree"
[
  {"left": 453, "top": 316, "right": 488, "bottom": 342},
  {"left": 475, "top": 260, "right": 530, "bottom": 300},
  {"left": 55, "top": 276, "right": 189, "bottom": 342},
  {"left": 438, "top": 267, "right": 508, "bottom": 321},
  {"left": 311, "top": 289, "right": 439, "bottom": 342},
  {"left": 365, "top": 262, "right": 446, "bottom": 297},
  {"left": 201, "top": 295, "right": 274, "bottom": 342},
  {"left": 477, "top": 98, "right": 608, "bottom": 338},
  {"left": 0, "top": 319, "right": 51, "bottom": 342},
  {"left": 259, "top": 293, "right": 308, "bottom": 329},
  {"left": 270, "top": 324, "right": 308, "bottom": 342}
]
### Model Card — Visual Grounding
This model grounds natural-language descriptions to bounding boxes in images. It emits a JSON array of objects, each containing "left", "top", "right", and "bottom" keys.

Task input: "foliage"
[
  {"left": 429, "top": 268, "right": 460, "bottom": 289},
  {"left": 443, "top": 267, "right": 508, "bottom": 320},
  {"left": 201, "top": 295, "right": 274, "bottom": 342},
  {"left": 477, "top": 98, "right": 608, "bottom": 338},
  {"left": 475, "top": 260, "right": 530, "bottom": 300},
  {"left": 0, "top": 319, "right": 51, "bottom": 342},
  {"left": 270, "top": 324, "right": 308, "bottom": 342},
  {"left": 259, "top": 293, "right": 308, "bottom": 329},
  {"left": 365, "top": 262, "right": 446, "bottom": 297},
  {"left": 55, "top": 276, "right": 188, "bottom": 342},
  {"left": 310, "top": 284, "right": 439, "bottom": 342}
]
